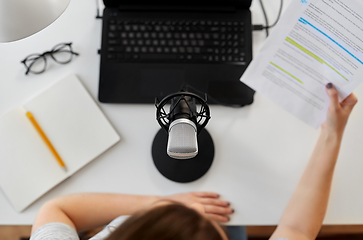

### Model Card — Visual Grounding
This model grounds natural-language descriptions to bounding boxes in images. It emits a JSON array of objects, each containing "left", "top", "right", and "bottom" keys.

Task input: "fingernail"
[
  {"left": 232, "top": 209, "right": 235, "bottom": 213},
  {"left": 227, "top": 217, "right": 230, "bottom": 221},
  {"left": 227, "top": 202, "right": 230, "bottom": 206},
  {"left": 327, "top": 83, "right": 333, "bottom": 89}
]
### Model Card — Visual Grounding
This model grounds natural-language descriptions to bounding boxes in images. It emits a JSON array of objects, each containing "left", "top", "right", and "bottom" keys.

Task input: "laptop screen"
[{"left": 103, "top": 0, "right": 252, "bottom": 9}]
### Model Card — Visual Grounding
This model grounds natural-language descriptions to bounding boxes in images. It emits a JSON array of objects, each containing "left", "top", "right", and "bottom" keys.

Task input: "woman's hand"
[
  {"left": 161, "top": 192, "right": 234, "bottom": 222},
  {"left": 322, "top": 83, "right": 358, "bottom": 135}
]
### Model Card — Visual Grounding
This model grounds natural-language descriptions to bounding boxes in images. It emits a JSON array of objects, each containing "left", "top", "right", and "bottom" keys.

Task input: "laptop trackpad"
[{"left": 140, "top": 68, "right": 185, "bottom": 98}]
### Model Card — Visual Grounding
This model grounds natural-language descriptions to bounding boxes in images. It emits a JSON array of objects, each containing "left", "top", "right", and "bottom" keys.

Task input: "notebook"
[
  {"left": 0, "top": 74, "right": 120, "bottom": 212},
  {"left": 98, "top": 0, "right": 255, "bottom": 106}
]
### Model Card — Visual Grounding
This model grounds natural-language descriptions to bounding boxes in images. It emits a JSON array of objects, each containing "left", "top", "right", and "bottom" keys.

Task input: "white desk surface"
[{"left": 1, "top": 0, "right": 363, "bottom": 226}]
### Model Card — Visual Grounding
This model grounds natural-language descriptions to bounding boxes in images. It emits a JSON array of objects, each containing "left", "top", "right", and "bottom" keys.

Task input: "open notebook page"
[{"left": 0, "top": 74, "right": 120, "bottom": 212}]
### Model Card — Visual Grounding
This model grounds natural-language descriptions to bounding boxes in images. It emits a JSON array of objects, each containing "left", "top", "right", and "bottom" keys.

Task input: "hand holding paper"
[
  {"left": 323, "top": 83, "right": 358, "bottom": 135},
  {"left": 240, "top": 0, "right": 363, "bottom": 128}
]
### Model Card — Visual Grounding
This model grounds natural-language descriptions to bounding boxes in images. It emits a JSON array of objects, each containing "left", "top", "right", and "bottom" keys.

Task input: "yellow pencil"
[{"left": 26, "top": 111, "right": 67, "bottom": 171}]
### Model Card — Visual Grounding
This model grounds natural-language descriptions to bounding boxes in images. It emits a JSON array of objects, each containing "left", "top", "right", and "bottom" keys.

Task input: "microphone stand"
[{"left": 152, "top": 91, "right": 214, "bottom": 183}]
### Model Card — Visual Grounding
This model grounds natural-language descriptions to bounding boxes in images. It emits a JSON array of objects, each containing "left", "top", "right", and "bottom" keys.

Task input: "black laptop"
[{"left": 99, "top": 0, "right": 255, "bottom": 106}]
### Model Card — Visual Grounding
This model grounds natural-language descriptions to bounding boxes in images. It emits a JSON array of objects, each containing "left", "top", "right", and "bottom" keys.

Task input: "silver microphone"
[
  {"left": 166, "top": 95, "right": 198, "bottom": 159},
  {"left": 155, "top": 91, "right": 211, "bottom": 161},
  {"left": 167, "top": 119, "right": 198, "bottom": 159}
]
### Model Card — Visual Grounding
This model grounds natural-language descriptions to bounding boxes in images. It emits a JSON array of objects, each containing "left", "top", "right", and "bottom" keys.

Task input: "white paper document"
[{"left": 240, "top": 0, "right": 363, "bottom": 128}]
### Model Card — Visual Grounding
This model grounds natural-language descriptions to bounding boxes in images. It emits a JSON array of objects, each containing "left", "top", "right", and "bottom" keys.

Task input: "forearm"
[
  {"left": 272, "top": 129, "right": 342, "bottom": 240},
  {"left": 32, "top": 193, "right": 160, "bottom": 234},
  {"left": 270, "top": 85, "right": 357, "bottom": 240}
]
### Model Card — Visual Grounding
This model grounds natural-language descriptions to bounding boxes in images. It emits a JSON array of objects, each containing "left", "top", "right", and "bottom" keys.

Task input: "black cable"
[
  {"left": 255, "top": 0, "right": 284, "bottom": 38},
  {"left": 259, "top": 0, "right": 269, "bottom": 37},
  {"left": 265, "top": 0, "right": 283, "bottom": 29}
]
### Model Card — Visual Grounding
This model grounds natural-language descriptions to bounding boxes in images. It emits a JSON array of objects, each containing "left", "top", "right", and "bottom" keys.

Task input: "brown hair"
[{"left": 105, "top": 202, "right": 228, "bottom": 240}]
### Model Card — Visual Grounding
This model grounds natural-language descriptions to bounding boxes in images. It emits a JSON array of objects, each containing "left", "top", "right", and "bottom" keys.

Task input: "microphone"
[
  {"left": 167, "top": 96, "right": 198, "bottom": 159},
  {"left": 155, "top": 91, "right": 211, "bottom": 160}
]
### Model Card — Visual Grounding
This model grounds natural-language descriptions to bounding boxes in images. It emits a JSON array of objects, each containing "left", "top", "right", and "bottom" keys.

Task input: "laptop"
[{"left": 99, "top": 0, "right": 255, "bottom": 106}]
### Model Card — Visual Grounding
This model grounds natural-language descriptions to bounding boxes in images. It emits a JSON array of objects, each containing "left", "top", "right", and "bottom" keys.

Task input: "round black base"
[{"left": 152, "top": 128, "right": 214, "bottom": 183}]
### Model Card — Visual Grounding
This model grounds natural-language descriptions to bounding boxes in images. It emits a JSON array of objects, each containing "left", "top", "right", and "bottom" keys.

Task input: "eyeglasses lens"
[
  {"left": 52, "top": 44, "right": 73, "bottom": 63},
  {"left": 27, "top": 56, "right": 46, "bottom": 74}
]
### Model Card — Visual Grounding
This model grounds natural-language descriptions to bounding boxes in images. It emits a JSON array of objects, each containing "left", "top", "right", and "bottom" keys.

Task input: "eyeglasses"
[{"left": 21, "top": 42, "right": 79, "bottom": 75}]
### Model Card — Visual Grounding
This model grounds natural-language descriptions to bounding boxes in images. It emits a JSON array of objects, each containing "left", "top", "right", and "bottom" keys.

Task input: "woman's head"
[{"left": 105, "top": 201, "right": 229, "bottom": 240}]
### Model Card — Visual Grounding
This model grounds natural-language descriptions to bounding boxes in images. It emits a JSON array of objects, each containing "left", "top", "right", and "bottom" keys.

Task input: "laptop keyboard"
[{"left": 106, "top": 19, "right": 247, "bottom": 64}]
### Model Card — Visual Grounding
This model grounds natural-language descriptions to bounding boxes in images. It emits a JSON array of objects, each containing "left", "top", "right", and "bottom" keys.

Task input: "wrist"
[{"left": 320, "top": 128, "right": 343, "bottom": 144}]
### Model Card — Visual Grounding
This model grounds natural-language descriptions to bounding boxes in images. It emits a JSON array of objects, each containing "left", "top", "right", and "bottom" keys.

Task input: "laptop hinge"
[{"left": 118, "top": 5, "right": 237, "bottom": 13}]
